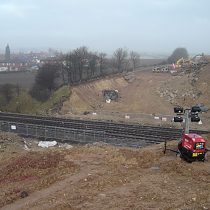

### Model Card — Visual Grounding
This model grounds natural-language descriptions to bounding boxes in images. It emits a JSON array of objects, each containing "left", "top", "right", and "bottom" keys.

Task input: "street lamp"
[{"left": 173, "top": 105, "right": 202, "bottom": 134}]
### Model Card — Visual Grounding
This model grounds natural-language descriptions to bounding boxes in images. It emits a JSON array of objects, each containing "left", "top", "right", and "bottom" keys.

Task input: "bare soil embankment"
[{"left": 1, "top": 133, "right": 210, "bottom": 210}]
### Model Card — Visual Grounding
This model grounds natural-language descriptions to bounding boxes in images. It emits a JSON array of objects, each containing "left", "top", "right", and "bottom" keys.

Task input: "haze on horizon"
[{"left": 0, "top": 0, "right": 210, "bottom": 56}]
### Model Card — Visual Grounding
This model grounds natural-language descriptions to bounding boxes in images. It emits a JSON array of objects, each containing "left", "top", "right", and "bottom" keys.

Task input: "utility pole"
[
  {"left": 174, "top": 106, "right": 201, "bottom": 135},
  {"left": 184, "top": 109, "right": 190, "bottom": 134}
]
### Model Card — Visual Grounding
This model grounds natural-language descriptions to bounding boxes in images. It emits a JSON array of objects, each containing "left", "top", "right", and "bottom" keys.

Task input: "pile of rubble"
[
  {"left": 123, "top": 72, "right": 136, "bottom": 83},
  {"left": 0, "top": 134, "right": 21, "bottom": 153},
  {"left": 102, "top": 89, "right": 119, "bottom": 103},
  {"left": 156, "top": 70, "right": 204, "bottom": 105},
  {"left": 0, "top": 132, "right": 74, "bottom": 155},
  {"left": 0, "top": 133, "right": 40, "bottom": 153},
  {"left": 157, "top": 87, "right": 201, "bottom": 104}
]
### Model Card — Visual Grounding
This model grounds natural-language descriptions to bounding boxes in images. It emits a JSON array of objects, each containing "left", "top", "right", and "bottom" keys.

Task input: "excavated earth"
[
  {"left": 61, "top": 63, "right": 210, "bottom": 129},
  {"left": 1, "top": 62, "right": 210, "bottom": 210},
  {"left": 1, "top": 132, "right": 210, "bottom": 210},
  {"left": 61, "top": 67, "right": 210, "bottom": 116}
]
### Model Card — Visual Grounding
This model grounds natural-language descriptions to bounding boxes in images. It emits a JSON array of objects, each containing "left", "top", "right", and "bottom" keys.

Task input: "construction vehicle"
[
  {"left": 178, "top": 133, "right": 206, "bottom": 162},
  {"left": 176, "top": 57, "right": 185, "bottom": 67},
  {"left": 176, "top": 57, "right": 192, "bottom": 68},
  {"left": 174, "top": 54, "right": 209, "bottom": 72},
  {"left": 164, "top": 106, "right": 209, "bottom": 162}
]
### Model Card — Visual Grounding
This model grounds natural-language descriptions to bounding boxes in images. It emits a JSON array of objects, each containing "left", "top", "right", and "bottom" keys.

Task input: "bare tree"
[
  {"left": 60, "top": 64, "right": 67, "bottom": 85},
  {"left": 63, "top": 47, "right": 140, "bottom": 83},
  {"left": 74, "top": 47, "right": 87, "bottom": 81},
  {"left": 0, "top": 84, "right": 15, "bottom": 103},
  {"left": 88, "top": 53, "right": 98, "bottom": 78},
  {"left": 113, "top": 48, "right": 128, "bottom": 72},
  {"left": 98, "top": 53, "right": 107, "bottom": 75},
  {"left": 35, "top": 64, "right": 59, "bottom": 92},
  {"left": 130, "top": 51, "right": 140, "bottom": 71},
  {"left": 30, "top": 64, "right": 59, "bottom": 101},
  {"left": 64, "top": 53, "right": 74, "bottom": 84},
  {"left": 65, "top": 46, "right": 101, "bottom": 83},
  {"left": 65, "top": 48, "right": 86, "bottom": 83}
]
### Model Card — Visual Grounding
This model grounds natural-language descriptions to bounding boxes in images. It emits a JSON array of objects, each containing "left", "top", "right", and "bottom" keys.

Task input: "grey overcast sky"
[{"left": 0, "top": 0, "right": 210, "bottom": 55}]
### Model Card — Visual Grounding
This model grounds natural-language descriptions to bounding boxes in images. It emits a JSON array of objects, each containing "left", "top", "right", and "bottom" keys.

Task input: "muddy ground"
[{"left": 1, "top": 133, "right": 210, "bottom": 210}]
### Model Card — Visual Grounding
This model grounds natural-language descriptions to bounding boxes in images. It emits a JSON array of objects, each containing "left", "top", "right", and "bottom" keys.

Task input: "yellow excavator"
[
  {"left": 176, "top": 54, "right": 209, "bottom": 69},
  {"left": 176, "top": 57, "right": 192, "bottom": 67}
]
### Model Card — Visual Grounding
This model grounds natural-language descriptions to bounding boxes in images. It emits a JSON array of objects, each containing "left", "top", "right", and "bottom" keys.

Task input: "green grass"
[
  {"left": 3, "top": 86, "right": 71, "bottom": 114},
  {"left": 39, "top": 86, "right": 71, "bottom": 114}
]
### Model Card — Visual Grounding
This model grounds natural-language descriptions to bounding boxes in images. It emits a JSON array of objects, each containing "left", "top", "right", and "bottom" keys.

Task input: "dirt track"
[{"left": 1, "top": 133, "right": 210, "bottom": 210}]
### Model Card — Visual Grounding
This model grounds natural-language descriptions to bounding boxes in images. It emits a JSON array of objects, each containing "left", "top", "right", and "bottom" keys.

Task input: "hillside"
[
  {"left": 1, "top": 64, "right": 210, "bottom": 210},
  {"left": 196, "top": 64, "right": 210, "bottom": 111},
  {"left": 61, "top": 64, "right": 210, "bottom": 127},
  {"left": 61, "top": 72, "right": 174, "bottom": 115}
]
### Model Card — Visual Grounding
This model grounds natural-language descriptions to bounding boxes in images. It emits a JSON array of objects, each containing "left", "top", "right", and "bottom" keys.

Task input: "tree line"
[
  {"left": 0, "top": 47, "right": 190, "bottom": 111},
  {"left": 30, "top": 47, "right": 140, "bottom": 101},
  {"left": 30, "top": 46, "right": 189, "bottom": 102},
  {"left": 62, "top": 46, "right": 140, "bottom": 84}
]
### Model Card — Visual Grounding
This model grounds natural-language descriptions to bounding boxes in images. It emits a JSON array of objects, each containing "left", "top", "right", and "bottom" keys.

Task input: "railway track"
[{"left": 0, "top": 112, "right": 209, "bottom": 148}]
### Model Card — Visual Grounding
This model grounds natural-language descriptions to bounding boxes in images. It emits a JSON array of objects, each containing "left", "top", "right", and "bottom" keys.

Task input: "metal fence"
[
  {"left": 0, "top": 120, "right": 150, "bottom": 148},
  {"left": 0, "top": 120, "right": 108, "bottom": 145}
]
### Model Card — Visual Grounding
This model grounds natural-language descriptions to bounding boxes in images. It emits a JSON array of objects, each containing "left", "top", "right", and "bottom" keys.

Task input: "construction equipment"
[
  {"left": 176, "top": 57, "right": 185, "bottom": 67},
  {"left": 174, "top": 54, "right": 209, "bottom": 73},
  {"left": 164, "top": 105, "right": 209, "bottom": 162},
  {"left": 177, "top": 133, "right": 206, "bottom": 162},
  {"left": 176, "top": 57, "right": 192, "bottom": 68}
]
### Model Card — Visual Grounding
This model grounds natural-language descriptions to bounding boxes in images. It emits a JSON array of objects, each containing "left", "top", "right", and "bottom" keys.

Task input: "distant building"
[
  {"left": 0, "top": 46, "right": 61, "bottom": 72},
  {"left": 5, "top": 44, "right": 10, "bottom": 62},
  {"left": 0, "top": 44, "right": 29, "bottom": 71}
]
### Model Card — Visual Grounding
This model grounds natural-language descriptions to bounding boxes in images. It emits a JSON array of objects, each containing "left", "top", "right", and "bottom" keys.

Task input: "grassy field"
[
  {"left": 0, "top": 71, "right": 36, "bottom": 88},
  {"left": 0, "top": 59, "right": 164, "bottom": 89},
  {"left": 3, "top": 86, "right": 71, "bottom": 114}
]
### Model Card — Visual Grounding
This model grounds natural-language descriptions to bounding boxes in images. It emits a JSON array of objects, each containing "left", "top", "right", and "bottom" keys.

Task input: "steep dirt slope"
[
  {"left": 61, "top": 72, "right": 174, "bottom": 115},
  {"left": 157, "top": 63, "right": 210, "bottom": 112},
  {"left": 61, "top": 63, "right": 210, "bottom": 127},
  {"left": 62, "top": 76, "right": 128, "bottom": 114},
  {"left": 102, "top": 72, "right": 174, "bottom": 114},
  {"left": 196, "top": 64, "right": 210, "bottom": 109}
]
